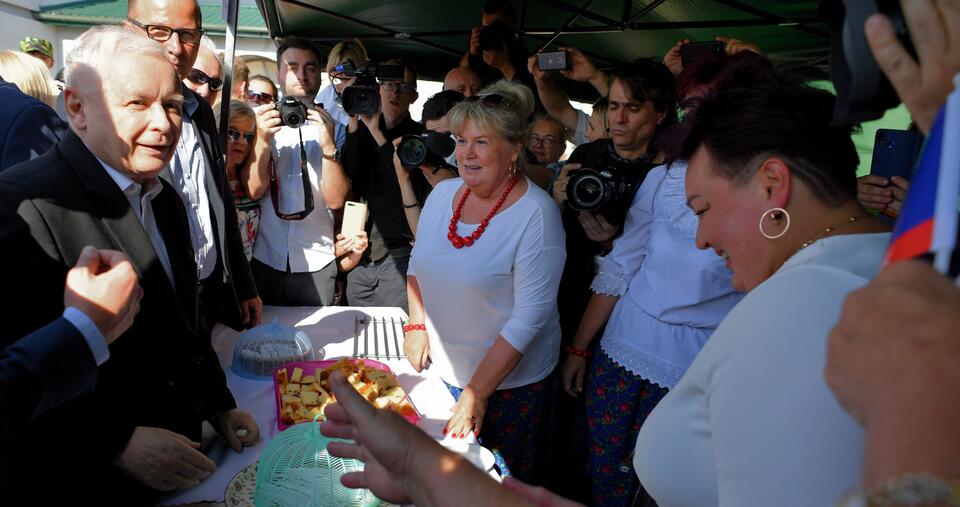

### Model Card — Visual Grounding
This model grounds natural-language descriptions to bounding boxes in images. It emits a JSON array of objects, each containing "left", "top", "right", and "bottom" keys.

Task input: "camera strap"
[{"left": 270, "top": 127, "right": 315, "bottom": 220}]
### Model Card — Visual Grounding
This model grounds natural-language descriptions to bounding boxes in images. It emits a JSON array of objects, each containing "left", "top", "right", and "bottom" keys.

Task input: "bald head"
[
  {"left": 126, "top": 0, "right": 203, "bottom": 79},
  {"left": 443, "top": 66, "right": 481, "bottom": 97}
]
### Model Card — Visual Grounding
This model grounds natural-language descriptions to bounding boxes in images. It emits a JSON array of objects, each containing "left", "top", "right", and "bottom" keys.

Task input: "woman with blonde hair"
[
  {"left": 221, "top": 100, "right": 261, "bottom": 259},
  {"left": 403, "top": 80, "right": 565, "bottom": 482},
  {"left": 0, "top": 50, "right": 55, "bottom": 107}
]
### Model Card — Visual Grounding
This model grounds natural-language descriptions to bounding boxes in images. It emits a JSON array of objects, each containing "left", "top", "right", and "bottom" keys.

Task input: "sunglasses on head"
[
  {"left": 186, "top": 68, "right": 223, "bottom": 92},
  {"left": 227, "top": 127, "right": 255, "bottom": 144},
  {"left": 466, "top": 93, "right": 512, "bottom": 109},
  {"left": 246, "top": 90, "right": 274, "bottom": 104}
]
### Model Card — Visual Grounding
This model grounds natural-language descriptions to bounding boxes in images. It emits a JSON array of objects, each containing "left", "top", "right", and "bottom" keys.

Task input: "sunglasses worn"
[
  {"left": 227, "top": 127, "right": 255, "bottom": 144},
  {"left": 127, "top": 18, "right": 204, "bottom": 45},
  {"left": 187, "top": 69, "right": 223, "bottom": 91},
  {"left": 530, "top": 135, "right": 560, "bottom": 147},
  {"left": 247, "top": 90, "right": 274, "bottom": 104}
]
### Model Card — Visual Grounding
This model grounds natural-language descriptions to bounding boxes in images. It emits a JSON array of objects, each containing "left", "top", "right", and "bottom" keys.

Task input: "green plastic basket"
[{"left": 254, "top": 418, "right": 381, "bottom": 507}]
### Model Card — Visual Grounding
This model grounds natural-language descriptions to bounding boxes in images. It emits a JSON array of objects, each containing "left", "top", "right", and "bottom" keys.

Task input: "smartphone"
[
  {"left": 681, "top": 41, "right": 724, "bottom": 67},
  {"left": 538, "top": 51, "right": 570, "bottom": 71},
  {"left": 870, "top": 129, "right": 922, "bottom": 181},
  {"left": 341, "top": 201, "right": 368, "bottom": 238}
]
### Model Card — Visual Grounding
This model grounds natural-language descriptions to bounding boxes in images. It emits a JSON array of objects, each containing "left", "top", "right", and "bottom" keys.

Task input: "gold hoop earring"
[{"left": 759, "top": 207, "right": 790, "bottom": 240}]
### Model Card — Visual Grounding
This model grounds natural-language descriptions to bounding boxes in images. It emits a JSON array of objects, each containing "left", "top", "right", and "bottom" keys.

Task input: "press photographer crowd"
[{"left": 1, "top": 0, "right": 959, "bottom": 505}]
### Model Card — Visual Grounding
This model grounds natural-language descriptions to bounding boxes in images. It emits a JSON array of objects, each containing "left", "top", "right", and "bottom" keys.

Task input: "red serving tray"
[{"left": 273, "top": 358, "right": 421, "bottom": 430}]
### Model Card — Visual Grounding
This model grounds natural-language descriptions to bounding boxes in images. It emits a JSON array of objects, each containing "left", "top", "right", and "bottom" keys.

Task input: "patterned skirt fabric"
[
  {"left": 585, "top": 350, "right": 669, "bottom": 507},
  {"left": 444, "top": 375, "right": 552, "bottom": 483}
]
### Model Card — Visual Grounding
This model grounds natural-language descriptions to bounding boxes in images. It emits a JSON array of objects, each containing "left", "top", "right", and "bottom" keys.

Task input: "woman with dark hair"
[{"left": 633, "top": 62, "right": 890, "bottom": 506}]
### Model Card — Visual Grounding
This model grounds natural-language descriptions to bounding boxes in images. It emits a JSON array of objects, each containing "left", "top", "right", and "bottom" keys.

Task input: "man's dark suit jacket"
[
  {"left": 170, "top": 89, "right": 257, "bottom": 331},
  {"left": 0, "top": 77, "right": 68, "bottom": 172},
  {"left": 0, "top": 317, "right": 96, "bottom": 444},
  {"left": 0, "top": 131, "right": 236, "bottom": 502}
]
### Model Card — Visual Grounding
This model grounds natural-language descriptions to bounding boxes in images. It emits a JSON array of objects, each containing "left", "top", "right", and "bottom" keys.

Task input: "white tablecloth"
[{"left": 162, "top": 305, "right": 462, "bottom": 505}]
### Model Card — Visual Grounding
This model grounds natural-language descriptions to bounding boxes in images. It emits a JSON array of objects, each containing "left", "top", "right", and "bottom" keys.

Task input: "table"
[{"left": 161, "top": 305, "right": 463, "bottom": 505}]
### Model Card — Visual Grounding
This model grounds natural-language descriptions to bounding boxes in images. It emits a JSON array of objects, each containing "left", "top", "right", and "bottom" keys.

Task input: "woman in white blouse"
[
  {"left": 559, "top": 159, "right": 742, "bottom": 506},
  {"left": 633, "top": 60, "right": 890, "bottom": 506},
  {"left": 403, "top": 80, "right": 566, "bottom": 482}
]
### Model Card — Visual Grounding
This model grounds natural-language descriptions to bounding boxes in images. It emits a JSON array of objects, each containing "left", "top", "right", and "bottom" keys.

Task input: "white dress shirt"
[
  {"left": 407, "top": 178, "right": 566, "bottom": 389},
  {"left": 634, "top": 232, "right": 890, "bottom": 507},
  {"left": 591, "top": 162, "right": 742, "bottom": 387},
  {"left": 253, "top": 124, "right": 336, "bottom": 273},
  {"left": 169, "top": 92, "right": 217, "bottom": 281},
  {"left": 98, "top": 158, "right": 175, "bottom": 288}
]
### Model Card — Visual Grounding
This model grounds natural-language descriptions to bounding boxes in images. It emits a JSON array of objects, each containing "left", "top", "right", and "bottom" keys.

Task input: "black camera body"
[
  {"left": 566, "top": 168, "right": 637, "bottom": 225},
  {"left": 336, "top": 60, "right": 405, "bottom": 117},
  {"left": 277, "top": 96, "right": 308, "bottom": 129},
  {"left": 478, "top": 21, "right": 512, "bottom": 52},
  {"left": 397, "top": 130, "right": 456, "bottom": 169}
]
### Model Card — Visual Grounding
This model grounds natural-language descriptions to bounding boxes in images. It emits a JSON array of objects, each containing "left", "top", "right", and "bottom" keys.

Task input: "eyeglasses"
[
  {"left": 127, "top": 18, "right": 204, "bottom": 45},
  {"left": 530, "top": 135, "right": 560, "bottom": 147},
  {"left": 246, "top": 90, "right": 274, "bottom": 105},
  {"left": 380, "top": 81, "right": 416, "bottom": 94},
  {"left": 186, "top": 68, "right": 223, "bottom": 92},
  {"left": 227, "top": 127, "right": 255, "bottom": 144}
]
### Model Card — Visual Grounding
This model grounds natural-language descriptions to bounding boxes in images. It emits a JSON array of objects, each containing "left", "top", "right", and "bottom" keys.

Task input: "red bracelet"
[
  {"left": 403, "top": 323, "right": 426, "bottom": 333},
  {"left": 564, "top": 345, "right": 593, "bottom": 358}
]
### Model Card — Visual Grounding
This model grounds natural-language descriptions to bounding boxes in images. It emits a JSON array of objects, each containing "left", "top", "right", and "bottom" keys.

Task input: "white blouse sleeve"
[
  {"left": 499, "top": 204, "right": 566, "bottom": 354},
  {"left": 590, "top": 165, "right": 666, "bottom": 296}
]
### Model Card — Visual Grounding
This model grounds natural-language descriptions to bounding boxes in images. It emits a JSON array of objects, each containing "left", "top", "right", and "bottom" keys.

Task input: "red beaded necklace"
[{"left": 447, "top": 176, "right": 520, "bottom": 249}]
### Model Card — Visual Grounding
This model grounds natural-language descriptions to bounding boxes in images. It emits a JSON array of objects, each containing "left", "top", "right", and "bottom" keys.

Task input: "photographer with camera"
[
  {"left": 315, "top": 39, "right": 369, "bottom": 151},
  {"left": 553, "top": 59, "right": 676, "bottom": 343},
  {"left": 340, "top": 57, "right": 424, "bottom": 309},
  {"left": 392, "top": 90, "right": 464, "bottom": 237},
  {"left": 243, "top": 37, "right": 353, "bottom": 307}
]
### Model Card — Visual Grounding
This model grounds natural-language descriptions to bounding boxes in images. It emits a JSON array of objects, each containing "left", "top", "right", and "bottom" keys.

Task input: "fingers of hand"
[{"left": 327, "top": 441, "right": 362, "bottom": 461}]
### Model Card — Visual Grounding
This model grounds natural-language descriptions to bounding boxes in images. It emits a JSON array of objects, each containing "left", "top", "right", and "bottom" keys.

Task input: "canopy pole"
[
  {"left": 218, "top": 0, "right": 240, "bottom": 151},
  {"left": 538, "top": 0, "right": 597, "bottom": 52}
]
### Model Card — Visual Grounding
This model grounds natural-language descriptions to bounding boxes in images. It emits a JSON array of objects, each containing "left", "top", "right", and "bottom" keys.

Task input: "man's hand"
[
  {"left": 552, "top": 162, "right": 580, "bottom": 206},
  {"left": 865, "top": 1, "right": 960, "bottom": 134},
  {"left": 558, "top": 46, "right": 604, "bottom": 88},
  {"left": 322, "top": 370, "right": 419, "bottom": 504},
  {"left": 254, "top": 103, "right": 282, "bottom": 143},
  {"left": 826, "top": 260, "right": 960, "bottom": 427},
  {"left": 578, "top": 211, "right": 618, "bottom": 243},
  {"left": 211, "top": 409, "right": 261, "bottom": 452},
  {"left": 392, "top": 138, "right": 410, "bottom": 182},
  {"left": 64, "top": 246, "right": 142, "bottom": 344},
  {"left": 503, "top": 477, "right": 586, "bottom": 507},
  {"left": 239, "top": 297, "right": 262, "bottom": 328},
  {"left": 308, "top": 107, "right": 337, "bottom": 150},
  {"left": 716, "top": 35, "right": 762, "bottom": 56},
  {"left": 663, "top": 38, "right": 691, "bottom": 77},
  {"left": 114, "top": 426, "right": 217, "bottom": 491},
  {"left": 469, "top": 27, "right": 481, "bottom": 56}
]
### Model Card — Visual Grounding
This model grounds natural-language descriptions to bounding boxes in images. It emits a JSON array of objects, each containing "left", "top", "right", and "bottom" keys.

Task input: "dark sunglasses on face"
[
  {"left": 127, "top": 18, "right": 204, "bottom": 45},
  {"left": 246, "top": 90, "right": 274, "bottom": 104},
  {"left": 186, "top": 69, "right": 223, "bottom": 92},
  {"left": 227, "top": 127, "right": 255, "bottom": 144}
]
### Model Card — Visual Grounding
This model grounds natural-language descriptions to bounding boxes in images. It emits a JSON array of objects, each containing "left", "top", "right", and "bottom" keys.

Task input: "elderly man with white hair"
[{"left": 0, "top": 25, "right": 259, "bottom": 504}]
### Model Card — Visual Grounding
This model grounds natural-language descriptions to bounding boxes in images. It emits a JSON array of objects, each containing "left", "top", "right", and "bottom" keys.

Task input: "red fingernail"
[{"left": 442, "top": 428, "right": 448, "bottom": 435}]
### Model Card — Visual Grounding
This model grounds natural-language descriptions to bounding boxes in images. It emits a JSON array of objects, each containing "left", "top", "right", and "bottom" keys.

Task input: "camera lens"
[
  {"left": 573, "top": 175, "right": 605, "bottom": 209},
  {"left": 398, "top": 137, "right": 427, "bottom": 168},
  {"left": 286, "top": 113, "right": 303, "bottom": 127}
]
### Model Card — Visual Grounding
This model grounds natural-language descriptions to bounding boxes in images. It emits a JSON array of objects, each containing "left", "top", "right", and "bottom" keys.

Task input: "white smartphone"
[{"left": 341, "top": 201, "right": 368, "bottom": 238}]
